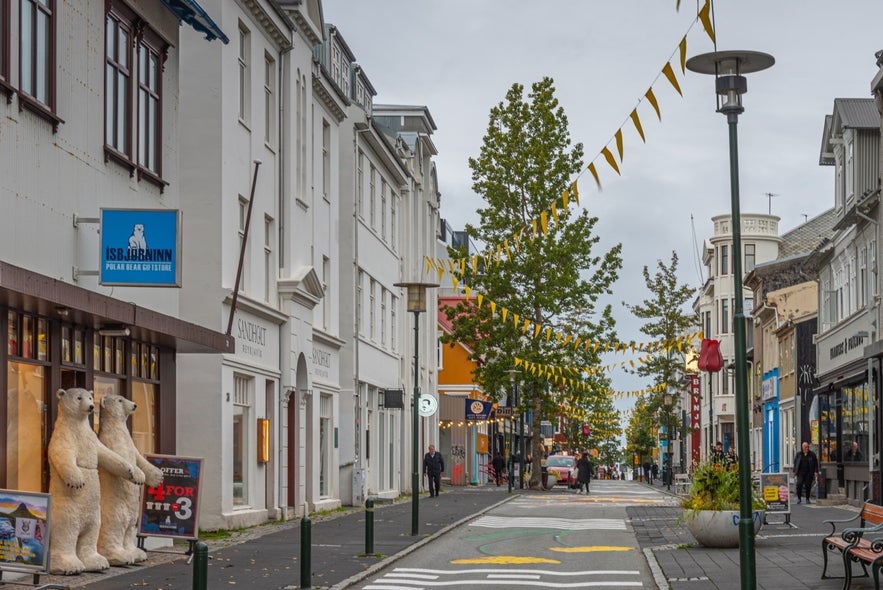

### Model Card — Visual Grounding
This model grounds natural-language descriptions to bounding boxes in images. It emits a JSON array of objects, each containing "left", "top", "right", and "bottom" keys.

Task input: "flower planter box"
[{"left": 683, "top": 509, "right": 764, "bottom": 548}]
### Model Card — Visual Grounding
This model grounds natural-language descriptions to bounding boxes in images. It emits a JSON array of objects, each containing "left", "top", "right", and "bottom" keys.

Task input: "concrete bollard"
[
  {"left": 300, "top": 513, "right": 312, "bottom": 588},
  {"left": 365, "top": 498, "right": 375, "bottom": 555},
  {"left": 192, "top": 541, "right": 208, "bottom": 590}
]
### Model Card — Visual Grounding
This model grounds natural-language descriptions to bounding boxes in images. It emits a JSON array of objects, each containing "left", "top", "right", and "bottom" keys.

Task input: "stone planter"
[{"left": 683, "top": 509, "right": 764, "bottom": 548}]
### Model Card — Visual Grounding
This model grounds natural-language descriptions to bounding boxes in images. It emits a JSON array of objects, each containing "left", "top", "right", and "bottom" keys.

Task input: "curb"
[{"left": 326, "top": 493, "right": 520, "bottom": 590}]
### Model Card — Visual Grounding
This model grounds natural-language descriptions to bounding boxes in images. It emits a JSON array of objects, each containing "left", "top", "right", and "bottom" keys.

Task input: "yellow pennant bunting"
[
  {"left": 662, "top": 62, "right": 683, "bottom": 96},
  {"left": 495, "top": 244, "right": 502, "bottom": 264},
  {"left": 464, "top": 286, "right": 471, "bottom": 300},
  {"left": 471, "top": 255, "right": 479, "bottom": 273},
  {"left": 504, "top": 240, "right": 512, "bottom": 261},
  {"left": 523, "top": 320, "right": 531, "bottom": 334},
  {"left": 698, "top": 0, "right": 715, "bottom": 43},
  {"left": 562, "top": 189, "right": 570, "bottom": 211},
  {"left": 556, "top": 332, "right": 563, "bottom": 344},
  {"left": 571, "top": 182, "right": 580, "bottom": 206},
  {"left": 476, "top": 294, "right": 483, "bottom": 308},
  {"left": 541, "top": 211, "right": 549, "bottom": 236},
  {"left": 679, "top": 37, "right": 687, "bottom": 73},
  {"left": 514, "top": 357, "right": 522, "bottom": 367},
  {"left": 630, "top": 109, "right": 646, "bottom": 143},
  {"left": 601, "top": 146, "right": 621, "bottom": 176},
  {"left": 587, "top": 162, "right": 602, "bottom": 190},
  {"left": 424, "top": 256, "right": 433, "bottom": 274},
  {"left": 490, "top": 301, "right": 497, "bottom": 316},
  {"left": 534, "top": 324, "right": 542, "bottom": 339},
  {"left": 645, "top": 88, "right": 661, "bottom": 121},
  {"left": 545, "top": 328, "right": 552, "bottom": 341},
  {"left": 451, "top": 276, "right": 459, "bottom": 292},
  {"left": 531, "top": 219, "right": 538, "bottom": 239},
  {"left": 551, "top": 201, "right": 558, "bottom": 225},
  {"left": 615, "top": 129, "right": 624, "bottom": 161},
  {"left": 501, "top": 308, "right": 508, "bottom": 322},
  {"left": 437, "top": 266, "right": 445, "bottom": 282}
]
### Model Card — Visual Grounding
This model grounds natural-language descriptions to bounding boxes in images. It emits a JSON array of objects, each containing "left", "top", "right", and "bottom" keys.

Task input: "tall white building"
[{"left": 694, "top": 214, "right": 782, "bottom": 460}]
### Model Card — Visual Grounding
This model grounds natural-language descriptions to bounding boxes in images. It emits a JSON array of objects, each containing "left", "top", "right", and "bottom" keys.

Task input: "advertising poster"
[
  {"left": 760, "top": 472, "right": 791, "bottom": 515},
  {"left": 0, "top": 490, "right": 50, "bottom": 572},
  {"left": 139, "top": 455, "right": 202, "bottom": 540}
]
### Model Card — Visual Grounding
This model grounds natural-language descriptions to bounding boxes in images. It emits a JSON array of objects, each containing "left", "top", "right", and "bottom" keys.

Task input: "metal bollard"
[
  {"left": 365, "top": 498, "right": 374, "bottom": 555},
  {"left": 300, "top": 513, "right": 312, "bottom": 588},
  {"left": 192, "top": 541, "right": 208, "bottom": 590}
]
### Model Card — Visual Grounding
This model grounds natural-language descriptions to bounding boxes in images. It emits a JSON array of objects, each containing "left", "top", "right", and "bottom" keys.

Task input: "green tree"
[
  {"left": 442, "top": 77, "right": 623, "bottom": 488},
  {"left": 624, "top": 251, "right": 697, "bottom": 471}
]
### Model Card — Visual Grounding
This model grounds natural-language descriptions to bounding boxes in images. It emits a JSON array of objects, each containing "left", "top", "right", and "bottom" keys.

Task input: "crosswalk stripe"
[
  {"left": 392, "top": 568, "right": 640, "bottom": 576},
  {"left": 471, "top": 516, "right": 626, "bottom": 530}
]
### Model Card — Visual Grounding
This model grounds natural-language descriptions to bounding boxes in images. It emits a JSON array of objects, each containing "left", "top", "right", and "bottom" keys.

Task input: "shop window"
[
  {"left": 92, "top": 375, "right": 121, "bottom": 434},
  {"left": 131, "top": 381, "right": 157, "bottom": 454},
  {"left": 841, "top": 384, "right": 868, "bottom": 462},
  {"left": 233, "top": 375, "right": 251, "bottom": 506},
  {"left": 6, "top": 363, "right": 46, "bottom": 492},
  {"left": 7, "top": 311, "right": 48, "bottom": 361},
  {"left": 819, "top": 391, "right": 838, "bottom": 462}
]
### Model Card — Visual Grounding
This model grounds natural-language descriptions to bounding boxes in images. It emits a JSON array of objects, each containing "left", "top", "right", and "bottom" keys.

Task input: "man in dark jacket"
[
  {"left": 423, "top": 444, "right": 444, "bottom": 497},
  {"left": 491, "top": 452, "right": 505, "bottom": 486},
  {"left": 793, "top": 441, "right": 820, "bottom": 505}
]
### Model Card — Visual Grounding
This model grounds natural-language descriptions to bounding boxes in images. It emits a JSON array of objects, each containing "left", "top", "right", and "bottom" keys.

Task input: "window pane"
[
  {"left": 35, "top": 11, "right": 47, "bottom": 102},
  {"left": 36, "top": 318, "right": 48, "bottom": 361},
  {"left": 7, "top": 362, "right": 46, "bottom": 492},
  {"left": 20, "top": 2, "right": 32, "bottom": 95},
  {"left": 8, "top": 311, "right": 18, "bottom": 355},
  {"left": 92, "top": 376, "right": 121, "bottom": 435},
  {"left": 131, "top": 382, "right": 157, "bottom": 454}
]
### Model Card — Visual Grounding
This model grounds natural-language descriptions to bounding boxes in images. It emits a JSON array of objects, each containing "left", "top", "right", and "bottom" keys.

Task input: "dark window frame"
[
  {"left": 136, "top": 27, "right": 164, "bottom": 184},
  {"left": 0, "top": 0, "right": 12, "bottom": 100},
  {"left": 104, "top": 2, "right": 135, "bottom": 168},
  {"left": 19, "top": 0, "right": 62, "bottom": 130}
]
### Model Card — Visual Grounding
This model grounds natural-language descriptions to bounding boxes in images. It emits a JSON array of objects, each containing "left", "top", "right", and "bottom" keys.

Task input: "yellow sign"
[
  {"left": 477, "top": 434, "right": 489, "bottom": 454},
  {"left": 763, "top": 486, "right": 779, "bottom": 502}
]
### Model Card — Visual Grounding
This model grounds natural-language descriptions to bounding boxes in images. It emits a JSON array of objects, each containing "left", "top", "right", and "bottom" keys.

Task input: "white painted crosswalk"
[{"left": 362, "top": 567, "right": 643, "bottom": 589}]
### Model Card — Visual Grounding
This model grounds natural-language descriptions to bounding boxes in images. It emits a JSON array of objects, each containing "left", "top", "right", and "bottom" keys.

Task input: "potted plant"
[{"left": 680, "top": 459, "right": 765, "bottom": 548}]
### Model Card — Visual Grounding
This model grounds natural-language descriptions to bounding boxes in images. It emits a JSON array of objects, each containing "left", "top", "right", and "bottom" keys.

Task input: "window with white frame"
[
  {"left": 848, "top": 256, "right": 856, "bottom": 316},
  {"left": 322, "top": 256, "right": 330, "bottom": 330},
  {"left": 357, "top": 270, "right": 364, "bottom": 336},
  {"left": 357, "top": 150, "right": 364, "bottom": 218},
  {"left": 390, "top": 294, "right": 397, "bottom": 351},
  {"left": 238, "top": 196, "right": 249, "bottom": 292},
  {"left": 330, "top": 43, "right": 340, "bottom": 88},
  {"left": 238, "top": 24, "right": 250, "bottom": 123},
  {"left": 380, "top": 179, "right": 387, "bottom": 242},
  {"left": 264, "top": 216, "right": 273, "bottom": 302},
  {"left": 264, "top": 54, "right": 275, "bottom": 145},
  {"left": 720, "top": 244, "right": 729, "bottom": 276},
  {"left": 369, "top": 165, "right": 376, "bottom": 228},
  {"left": 322, "top": 119, "right": 330, "bottom": 201},
  {"left": 369, "top": 278, "right": 376, "bottom": 341},
  {"left": 860, "top": 247, "right": 868, "bottom": 308},
  {"left": 744, "top": 243, "right": 755, "bottom": 273},
  {"left": 720, "top": 298, "right": 729, "bottom": 334},
  {"left": 319, "top": 394, "right": 331, "bottom": 496},
  {"left": 232, "top": 375, "right": 252, "bottom": 506},
  {"left": 137, "top": 35, "right": 163, "bottom": 177},
  {"left": 105, "top": 7, "right": 132, "bottom": 157},
  {"left": 380, "top": 287, "right": 386, "bottom": 346}
]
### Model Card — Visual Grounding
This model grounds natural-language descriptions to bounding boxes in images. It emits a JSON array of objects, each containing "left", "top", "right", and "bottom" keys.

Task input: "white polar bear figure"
[
  {"left": 48, "top": 388, "right": 145, "bottom": 575},
  {"left": 128, "top": 224, "right": 147, "bottom": 251},
  {"left": 97, "top": 394, "right": 164, "bottom": 565}
]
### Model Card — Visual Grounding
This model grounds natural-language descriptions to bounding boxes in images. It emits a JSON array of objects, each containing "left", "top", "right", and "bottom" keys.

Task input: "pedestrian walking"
[
  {"left": 792, "top": 441, "right": 819, "bottom": 505},
  {"left": 651, "top": 462, "right": 659, "bottom": 484},
  {"left": 711, "top": 441, "right": 726, "bottom": 465},
  {"left": 423, "top": 444, "right": 444, "bottom": 497},
  {"left": 643, "top": 461, "right": 652, "bottom": 484},
  {"left": 492, "top": 451, "right": 505, "bottom": 486},
  {"left": 576, "top": 452, "right": 593, "bottom": 494}
]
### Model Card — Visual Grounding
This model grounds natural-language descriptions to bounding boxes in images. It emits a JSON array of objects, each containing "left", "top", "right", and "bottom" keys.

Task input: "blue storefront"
[{"left": 762, "top": 369, "right": 780, "bottom": 472}]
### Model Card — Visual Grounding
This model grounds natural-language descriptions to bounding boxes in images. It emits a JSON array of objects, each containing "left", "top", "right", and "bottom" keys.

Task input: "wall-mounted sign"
[
  {"left": 419, "top": 395, "right": 438, "bottom": 417},
  {"left": 465, "top": 399, "right": 492, "bottom": 421},
  {"left": 139, "top": 455, "right": 202, "bottom": 540},
  {"left": 100, "top": 208, "right": 182, "bottom": 286},
  {"left": 0, "top": 489, "right": 50, "bottom": 572}
]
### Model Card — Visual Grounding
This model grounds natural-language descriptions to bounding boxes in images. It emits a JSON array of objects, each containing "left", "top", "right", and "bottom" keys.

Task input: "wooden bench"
[
  {"left": 674, "top": 473, "right": 691, "bottom": 494},
  {"left": 821, "top": 501, "right": 883, "bottom": 583}
]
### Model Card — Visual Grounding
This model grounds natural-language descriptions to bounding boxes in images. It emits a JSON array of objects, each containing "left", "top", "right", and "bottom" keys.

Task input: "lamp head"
[{"left": 686, "top": 50, "right": 775, "bottom": 117}]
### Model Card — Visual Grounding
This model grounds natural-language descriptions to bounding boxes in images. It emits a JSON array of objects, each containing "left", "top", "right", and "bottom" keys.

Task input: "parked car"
[{"left": 545, "top": 455, "right": 578, "bottom": 488}]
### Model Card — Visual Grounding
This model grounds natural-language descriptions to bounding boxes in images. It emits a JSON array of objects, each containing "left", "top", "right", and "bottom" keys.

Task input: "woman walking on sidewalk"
[{"left": 576, "top": 452, "right": 593, "bottom": 494}]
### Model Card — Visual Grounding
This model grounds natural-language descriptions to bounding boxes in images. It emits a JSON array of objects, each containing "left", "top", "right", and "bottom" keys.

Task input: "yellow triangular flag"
[
  {"left": 556, "top": 332, "right": 563, "bottom": 344},
  {"left": 551, "top": 201, "right": 558, "bottom": 225},
  {"left": 698, "top": 0, "right": 716, "bottom": 43},
  {"left": 630, "top": 109, "right": 646, "bottom": 143},
  {"left": 540, "top": 211, "right": 549, "bottom": 236},
  {"left": 601, "top": 146, "right": 621, "bottom": 176},
  {"left": 437, "top": 267, "right": 445, "bottom": 282},
  {"left": 512, "top": 313, "right": 519, "bottom": 326},
  {"left": 514, "top": 357, "right": 523, "bottom": 367},
  {"left": 534, "top": 324, "right": 542, "bottom": 339},
  {"left": 679, "top": 37, "right": 687, "bottom": 73},
  {"left": 451, "top": 276, "right": 459, "bottom": 292},
  {"left": 495, "top": 244, "right": 502, "bottom": 264},
  {"left": 615, "top": 128, "right": 624, "bottom": 161},
  {"left": 545, "top": 328, "right": 552, "bottom": 341},
  {"left": 504, "top": 240, "right": 512, "bottom": 261},
  {"left": 424, "top": 256, "right": 434, "bottom": 274},
  {"left": 572, "top": 181, "right": 580, "bottom": 206},
  {"left": 476, "top": 293, "right": 484, "bottom": 308},
  {"left": 471, "top": 255, "right": 479, "bottom": 273},
  {"left": 523, "top": 319, "right": 530, "bottom": 334},
  {"left": 645, "top": 88, "right": 661, "bottom": 121},
  {"left": 562, "top": 189, "right": 570, "bottom": 211},
  {"left": 490, "top": 301, "right": 497, "bottom": 316},
  {"left": 531, "top": 218, "right": 538, "bottom": 239},
  {"left": 588, "top": 162, "right": 602, "bottom": 190},
  {"left": 464, "top": 286, "right": 471, "bottom": 300},
  {"left": 501, "top": 308, "right": 508, "bottom": 322},
  {"left": 662, "top": 62, "right": 683, "bottom": 96}
]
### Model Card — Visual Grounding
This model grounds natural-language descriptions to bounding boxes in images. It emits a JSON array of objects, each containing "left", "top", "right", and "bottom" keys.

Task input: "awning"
[
  {"left": 160, "top": 0, "right": 229, "bottom": 44},
  {"left": 0, "top": 261, "right": 234, "bottom": 354}
]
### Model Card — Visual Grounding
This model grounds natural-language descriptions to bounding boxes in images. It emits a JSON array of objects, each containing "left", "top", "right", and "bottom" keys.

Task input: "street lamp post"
[
  {"left": 505, "top": 370, "right": 518, "bottom": 493},
  {"left": 687, "top": 49, "right": 775, "bottom": 590},
  {"left": 395, "top": 281, "right": 439, "bottom": 537}
]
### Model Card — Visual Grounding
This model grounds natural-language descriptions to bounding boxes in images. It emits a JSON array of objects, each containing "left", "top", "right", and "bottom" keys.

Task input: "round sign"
[{"left": 419, "top": 395, "right": 438, "bottom": 417}]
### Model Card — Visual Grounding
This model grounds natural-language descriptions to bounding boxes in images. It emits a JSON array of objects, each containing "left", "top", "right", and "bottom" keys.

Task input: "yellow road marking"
[
  {"left": 549, "top": 546, "right": 634, "bottom": 553},
  {"left": 452, "top": 556, "right": 561, "bottom": 564}
]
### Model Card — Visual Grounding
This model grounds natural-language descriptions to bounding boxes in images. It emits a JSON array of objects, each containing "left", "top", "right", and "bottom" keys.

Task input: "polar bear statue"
[
  {"left": 97, "top": 394, "right": 164, "bottom": 565},
  {"left": 48, "top": 388, "right": 145, "bottom": 575}
]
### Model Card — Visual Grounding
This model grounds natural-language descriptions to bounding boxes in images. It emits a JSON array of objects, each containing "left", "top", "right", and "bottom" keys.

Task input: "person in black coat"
[
  {"left": 576, "top": 452, "right": 593, "bottom": 494},
  {"left": 491, "top": 452, "right": 505, "bottom": 486},
  {"left": 792, "top": 441, "right": 820, "bottom": 505},
  {"left": 423, "top": 444, "right": 444, "bottom": 497}
]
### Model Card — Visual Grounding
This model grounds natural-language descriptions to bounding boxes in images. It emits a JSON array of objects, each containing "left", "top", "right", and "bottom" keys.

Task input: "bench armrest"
[
  {"left": 842, "top": 522, "right": 883, "bottom": 545},
  {"left": 824, "top": 512, "right": 862, "bottom": 536}
]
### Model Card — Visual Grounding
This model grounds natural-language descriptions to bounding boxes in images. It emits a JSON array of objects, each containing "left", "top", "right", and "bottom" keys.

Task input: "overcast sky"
[{"left": 323, "top": 1, "right": 883, "bottom": 417}]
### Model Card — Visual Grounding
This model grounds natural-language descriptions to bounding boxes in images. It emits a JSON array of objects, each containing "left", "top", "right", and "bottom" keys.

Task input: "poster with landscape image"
[{"left": 0, "top": 490, "right": 50, "bottom": 572}]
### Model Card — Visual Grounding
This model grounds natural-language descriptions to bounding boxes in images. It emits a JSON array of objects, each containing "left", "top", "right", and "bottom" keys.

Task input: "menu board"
[
  {"left": 138, "top": 455, "right": 202, "bottom": 540},
  {"left": 759, "top": 472, "right": 791, "bottom": 515}
]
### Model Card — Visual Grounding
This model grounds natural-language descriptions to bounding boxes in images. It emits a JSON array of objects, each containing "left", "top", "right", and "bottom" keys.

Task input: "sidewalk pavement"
[
  {"left": 36, "top": 481, "right": 866, "bottom": 590},
  {"left": 40, "top": 485, "right": 511, "bottom": 590}
]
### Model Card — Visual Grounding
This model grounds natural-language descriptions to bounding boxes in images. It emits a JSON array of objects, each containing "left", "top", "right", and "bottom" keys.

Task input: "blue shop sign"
[
  {"left": 100, "top": 209, "right": 181, "bottom": 287},
  {"left": 465, "top": 399, "right": 493, "bottom": 421}
]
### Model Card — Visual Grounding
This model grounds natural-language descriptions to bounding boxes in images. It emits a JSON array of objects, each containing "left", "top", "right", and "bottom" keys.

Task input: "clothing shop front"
[{"left": 0, "top": 262, "right": 233, "bottom": 494}]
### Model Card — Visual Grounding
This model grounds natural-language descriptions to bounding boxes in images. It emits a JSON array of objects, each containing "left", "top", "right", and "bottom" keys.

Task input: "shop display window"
[{"left": 6, "top": 363, "right": 46, "bottom": 492}]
